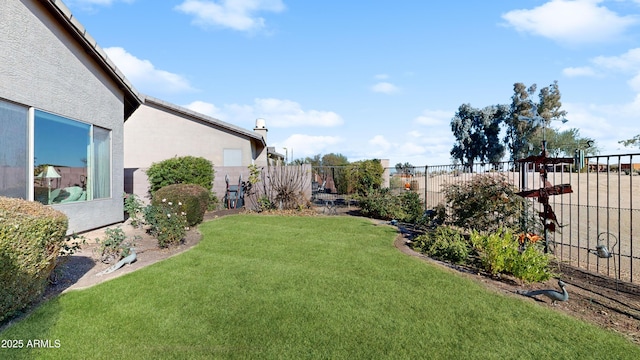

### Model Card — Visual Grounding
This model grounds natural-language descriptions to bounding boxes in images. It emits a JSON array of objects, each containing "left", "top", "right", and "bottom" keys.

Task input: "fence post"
[{"left": 424, "top": 165, "right": 428, "bottom": 211}]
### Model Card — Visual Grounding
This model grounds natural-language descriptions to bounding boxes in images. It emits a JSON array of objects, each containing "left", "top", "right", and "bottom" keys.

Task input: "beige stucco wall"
[
  {"left": 125, "top": 103, "right": 264, "bottom": 169},
  {"left": 0, "top": 0, "right": 128, "bottom": 233},
  {"left": 126, "top": 164, "right": 313, "bottom": 210}
]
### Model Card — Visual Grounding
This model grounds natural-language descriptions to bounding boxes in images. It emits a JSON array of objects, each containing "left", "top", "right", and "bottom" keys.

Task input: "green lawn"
[{"left": 1, "top": 215, "right": 638, "bottom": 359}]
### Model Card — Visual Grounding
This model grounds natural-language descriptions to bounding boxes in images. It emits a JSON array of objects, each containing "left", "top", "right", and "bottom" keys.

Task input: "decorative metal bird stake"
[{"left": 518, "top": 280, "right": 569, "bottom": 305}]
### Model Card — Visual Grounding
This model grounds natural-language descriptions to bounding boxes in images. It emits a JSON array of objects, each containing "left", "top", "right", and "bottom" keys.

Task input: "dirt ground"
[
  {"left": 43, "top": 209, "right": 244, "bottom": 298},
  {"left": 5, "top": 207, "right": 639, "bottom": 346}
]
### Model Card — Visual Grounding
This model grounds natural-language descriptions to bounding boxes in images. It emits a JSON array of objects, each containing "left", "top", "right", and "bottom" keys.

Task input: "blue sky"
[{"left": 66, "top": 0, "right": 640, "bottom": 165}]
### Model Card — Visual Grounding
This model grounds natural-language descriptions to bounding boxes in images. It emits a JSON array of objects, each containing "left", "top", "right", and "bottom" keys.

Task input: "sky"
[{"left": 64, "top": 0, "right": 640, "bottom": 166}]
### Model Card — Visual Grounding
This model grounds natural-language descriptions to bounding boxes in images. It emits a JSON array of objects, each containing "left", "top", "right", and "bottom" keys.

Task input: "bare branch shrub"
[{"left": 246, "top": 165, "right": 311, "bottom": 211}]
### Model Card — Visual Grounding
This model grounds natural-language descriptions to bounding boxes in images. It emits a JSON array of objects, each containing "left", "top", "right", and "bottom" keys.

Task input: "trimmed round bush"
[
  {"left": 146, "top": 156, "right": 214, "bottom": 196},
  {"left": 152, "top": 184, "right": 210, "bottom": 226},
  {"left": 0, "top": 197, "right": 68, "bottom": 322}
]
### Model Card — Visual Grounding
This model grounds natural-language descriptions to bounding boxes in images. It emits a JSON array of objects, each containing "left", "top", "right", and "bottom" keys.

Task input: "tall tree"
[
  {"left": 504, "top": 83, "right": 537, "bottom": 162},
  {"left": 347, "top": 159, "right": 384, "bottom": 196},
  {"left": 529, "top": 128, "right": 598, "bottom": 157},
  {"left": 619, "top": 135, "right": 640, "bottom": 149},
  {"left": 486, "top": 104, "right": 509, "bottom": 164},
  {"left": 504, "top": 81, "right": 569, "bottom": 161},
  {"left": 537, "top": 80, "right": 567, "bottom": 125},
  {"left": 395, "top": 162, "right": 415, "bottom": 175},
  {"left": 450, "top": 104, "right": 505, "bottom": 170},
  {"left": 321, "top": 153, "right": 349, "bottom": 166},
  {"left": 307, "top": 153, "right": 349, "bottom": 194}
]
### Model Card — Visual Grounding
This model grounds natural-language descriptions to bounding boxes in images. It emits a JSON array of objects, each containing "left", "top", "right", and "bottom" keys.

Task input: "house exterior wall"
[
  {"left": 0, "top": 0, "right": 127, "bottom": 233},
  {"left": 124, "top": 103, "right": 268, "bottom": 200},
  {"left": 125, "top": 103, "right": 261, "bottom": 169},
  {"left": 126, "top": 164, "right": 313, "bottom": 210}
]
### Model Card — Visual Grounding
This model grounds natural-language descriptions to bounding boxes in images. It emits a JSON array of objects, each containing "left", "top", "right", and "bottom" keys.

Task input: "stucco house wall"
[
  {"left": 0, "top": 0, "right": 141, "bottom": 233},
  {"left": 124, "top": 96, "right": 269, "bottom": 201}
]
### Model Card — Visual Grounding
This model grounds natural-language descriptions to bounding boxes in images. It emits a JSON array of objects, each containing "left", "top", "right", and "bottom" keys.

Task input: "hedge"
[{"left": 0, "top": 197, "right": 68, "bottom": 323}]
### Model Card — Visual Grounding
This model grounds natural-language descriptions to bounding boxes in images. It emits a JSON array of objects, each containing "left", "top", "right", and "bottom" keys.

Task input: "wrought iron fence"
[
  {"left": 418, "top": 155, "right": 640, "bottom": 285},
  {"left": 313, "top": 154, "right": 640, "bottom": 285}
]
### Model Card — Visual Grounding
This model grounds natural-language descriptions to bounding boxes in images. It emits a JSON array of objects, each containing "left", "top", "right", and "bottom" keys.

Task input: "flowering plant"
[{"left": 143, "top": 199, "right": 188, "bottom": 248}]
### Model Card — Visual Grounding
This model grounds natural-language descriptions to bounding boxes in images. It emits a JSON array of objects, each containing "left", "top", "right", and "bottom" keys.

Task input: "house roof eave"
[
  {"left": 42, "top": 0, "right": 143, "bottom": 119},
  {"left": 142, "top": 95, "right": 267, "bottom": 146}
]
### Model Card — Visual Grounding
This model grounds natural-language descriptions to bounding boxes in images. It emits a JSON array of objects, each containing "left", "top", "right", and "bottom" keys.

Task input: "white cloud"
[
  {"left": 560, "top": 101, "right": 638, "bottom": 154},
  {"left": 562, "top": 66, "right": 598, "bottom": 77},
  {"left": 413, "top": 109, "right": 452, "bottom": 126},
  {"left": 592, "top": 48, "right": 640, "bottom": 72},
  {"left": 502, "top": 0, "right": 638, "bottom": 45},
  {"left": 182, "top": 98, "right": 343, "bottom": 128},
  {"left": 567, "top": 48, "right": 640, "bottom": 91},
  {"left": 628, "top": 73, "right": 640, "bottom": 92},
  {"left": 183, "top": 101, "right": 223, "bottom": 118},
  {"left": 275, "top": 134, "right": 343, "bottom": 158},
  {"left": 175, "top": 0, "right": 285, "bottom": 32},
  {"left": 371, "top": 82, "right": 400, "bottom": 94},
  {"left": 400, "top": 142, "right": 427, "bottom": 156},
  {"left": 369, "top": 135, "right": 391, "bottom": 151},
  {"left": 253, "top": 99, "right": 343, "bottom": 127},
  {"left": 104, "top": 47, "right": 195, "bottom": 94}
]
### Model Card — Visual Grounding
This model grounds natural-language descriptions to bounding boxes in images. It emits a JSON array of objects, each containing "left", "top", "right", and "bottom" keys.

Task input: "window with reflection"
[
  {"left": 0, "top": 99, "right": 28, "bottom": 199},
  {"left": 33, "top": 110, "right": 111, "bottom": 204}
]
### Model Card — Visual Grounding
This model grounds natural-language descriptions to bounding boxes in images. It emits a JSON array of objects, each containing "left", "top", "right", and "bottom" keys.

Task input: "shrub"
[
  {"left": 470, "top": 228, "right": 554, "bottom": 283},
  {"left": 123, "top": 193, "right": 144, "bottom": 228},
  {"left": 143, "top": 200, "right": 188, "bottom": 248},
  {"left": 146, "top": 156, "right": 214, "bottom": 196},
  {"left": 358, "top": 188, "right": 403, "bottom": 220},
  {"left": 153, "top": 184, "right": 210, "bottom": 226},
  {"left": 399, "top": 191, "right": 423, "bottom": 224},
  {"left": 411, "top": 226, "right": 470, "bottom": 263},
  {"left": 246, "top": 165, "right": 310, "bottom": 211},
  {"left": 358, "top": 188, "right": 423, "bottom": 223},
  {"left": 95, "top": 227, "right": 138, "bottom": 264},
  {"left": 441, "top": 174, "right": 533, "bottom": 233},
  {"left": 0, "top": 197, "right": 68, "bottom": 322}
]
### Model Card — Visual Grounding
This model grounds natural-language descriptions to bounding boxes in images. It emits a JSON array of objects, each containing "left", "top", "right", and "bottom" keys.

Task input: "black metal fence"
[{"left": 313, "top": 154, "right": 640, "bottom": 284}]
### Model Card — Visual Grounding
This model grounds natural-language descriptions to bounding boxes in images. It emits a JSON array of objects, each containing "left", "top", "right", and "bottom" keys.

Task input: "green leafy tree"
[
  {"left": 537, "top": 80, "right": 567, "bottom": 124},
  {"left": 504, "top": 81, "right": 568, "bottom": 161},
  {"left": 309, "top": 153, "right": 349, "bottom": 194},
  {"left": 450, "top": 104, "right": 506, "bottom": 170},
  {"left": 347, "top": 159, "right": 384, "bottom": 196},
  {"left": 395, "top": 162, "right": 415, "bottom": 175},
  {"left": 619, "top": 134, "right": 640, "bottom": 149},
  {"left": 529, "top": 127, "right": 598, "bottom": 157},
  {"left": 504, "top": 83, "right": 538, "bottom": 162},
  {"left": 486, "top": 104, "right": 509, "bottom": 165}
]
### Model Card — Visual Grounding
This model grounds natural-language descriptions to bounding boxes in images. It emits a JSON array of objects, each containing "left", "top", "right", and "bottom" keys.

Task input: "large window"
[
  {"left": 33, "top": 110, "right": 111, "bottom": 204},
  {"left": 0, "top": 100, "right": 28, "bottom": 199}
]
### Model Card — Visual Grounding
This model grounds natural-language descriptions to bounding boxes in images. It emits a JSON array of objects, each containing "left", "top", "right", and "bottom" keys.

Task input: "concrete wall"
[{"left": 0, "top": 0, "right": 127, "bottom": 233}]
